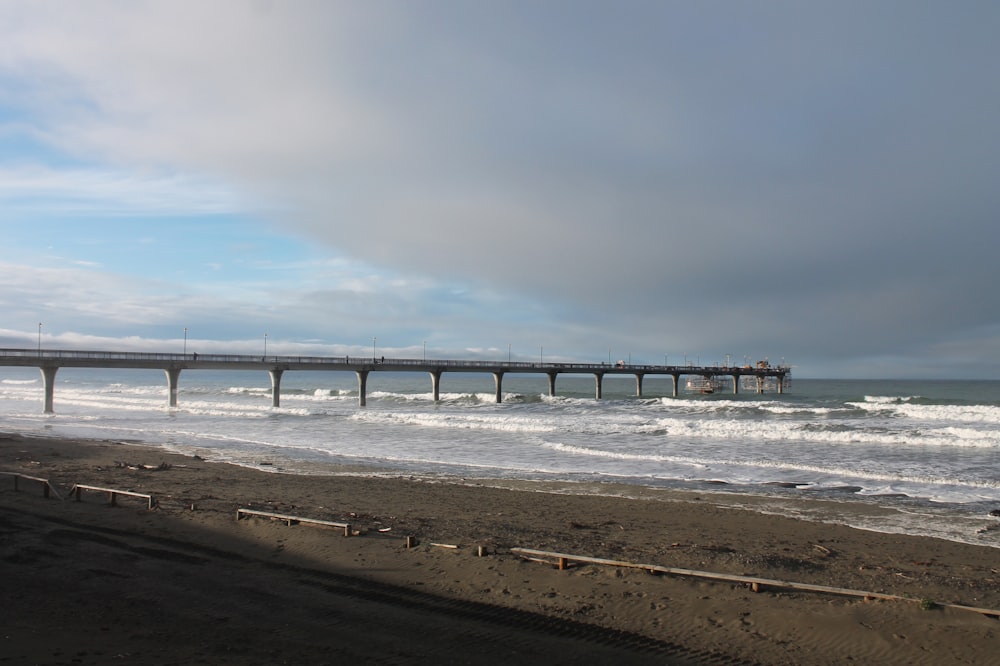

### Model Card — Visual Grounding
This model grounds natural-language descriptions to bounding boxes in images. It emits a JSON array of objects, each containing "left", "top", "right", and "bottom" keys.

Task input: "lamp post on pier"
[
  {"left": 264, "top": 332, "right": 268, "bottom": 358},
  {"left": 37, "top": 322, "right": 42, "bottom": 353},
  {"left": 184, "top": 327, "right": 188, "bottom": 355}
]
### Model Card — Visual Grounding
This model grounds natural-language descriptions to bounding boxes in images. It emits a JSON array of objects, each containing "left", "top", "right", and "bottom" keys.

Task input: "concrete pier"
[
  {"left": 430, "top": 370, "right": 442, "bottom": 402},
  {"left": 356, "top": 370, "right": 369, "bottom": 407},
  {"left": 269, "top": 369, "right": 283, "bottom": 407},
  {"left": 3, "top": 349, "right": 790, "bottom": 412},
  {"left": 40, "top": 366, "right": 58, "bottom": 414},
  {"left": 165, "top": 368, "right": 181, "bottom": 408}
]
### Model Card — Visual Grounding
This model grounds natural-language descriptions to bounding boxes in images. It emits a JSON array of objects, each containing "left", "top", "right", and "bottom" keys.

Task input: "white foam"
[
  {"left": 5, "top": 373, "right": 1000, "bottom": 526},
  {"left": 848, "top": 399, "right": 1000, "bottom": 424}
]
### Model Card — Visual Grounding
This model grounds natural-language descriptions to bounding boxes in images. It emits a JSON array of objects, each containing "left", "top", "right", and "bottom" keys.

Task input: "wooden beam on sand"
[
  {"left": 70, "top": 483, "right": 155, "bottom": 510},
  {"left": 236, "top": 508, "right": 352, "bottom": 537},
  {"left": 1, "top": 471, "right": 62, "bottom": 499},
  {"left": 510, "top": 547, "right": 1000, "bottom": 619}
]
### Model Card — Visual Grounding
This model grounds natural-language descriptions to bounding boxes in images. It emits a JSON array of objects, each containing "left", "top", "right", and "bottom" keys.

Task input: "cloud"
[
  {"left": 2, "top": 2, "right": 1000, "bottom": 376},
  {"left": 0, "top": 164, "right": 246, "bottom": 215}
]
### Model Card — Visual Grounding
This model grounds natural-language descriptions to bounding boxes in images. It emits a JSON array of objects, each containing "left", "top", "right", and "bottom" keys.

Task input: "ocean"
[{"left": 2, "top": 367, "right": 999, "bottom": 548}]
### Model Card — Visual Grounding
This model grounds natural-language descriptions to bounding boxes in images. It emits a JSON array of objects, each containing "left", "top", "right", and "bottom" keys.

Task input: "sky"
[{"left": 1, "top": 1, "right": 999, "bottom": 379}]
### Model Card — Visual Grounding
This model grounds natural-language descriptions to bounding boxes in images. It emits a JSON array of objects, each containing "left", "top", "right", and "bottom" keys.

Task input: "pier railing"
[{"left": 0, "top": 348, "right": 785, "bottom": 375}]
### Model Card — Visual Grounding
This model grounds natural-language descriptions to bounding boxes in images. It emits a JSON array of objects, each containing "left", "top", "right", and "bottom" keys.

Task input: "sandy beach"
[{"left": 2, "top": 433, "right": 998, "bottom": 665}]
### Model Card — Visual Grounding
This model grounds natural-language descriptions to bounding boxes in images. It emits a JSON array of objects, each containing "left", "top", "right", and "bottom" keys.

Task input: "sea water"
[{"left": 2, "top": 367, "right": 999, "bottom": 548}]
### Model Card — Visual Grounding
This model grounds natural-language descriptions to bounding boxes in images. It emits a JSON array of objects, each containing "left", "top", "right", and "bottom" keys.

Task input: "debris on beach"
[{"left": 114, "top": 461, "right": 172, "bottom": 471}]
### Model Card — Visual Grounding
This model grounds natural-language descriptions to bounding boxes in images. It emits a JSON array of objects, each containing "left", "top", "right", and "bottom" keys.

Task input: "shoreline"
[
  {"left": 148, "top": 433, "right": 1000, "bottom": 552},
  {"left": 2, "top": 432, "right": 999, "bottom": 664}
]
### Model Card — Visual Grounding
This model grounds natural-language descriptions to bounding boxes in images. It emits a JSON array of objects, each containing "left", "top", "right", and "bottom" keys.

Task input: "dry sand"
[{"left": 1, "top": 433, "right": 998, "bottom": 665}]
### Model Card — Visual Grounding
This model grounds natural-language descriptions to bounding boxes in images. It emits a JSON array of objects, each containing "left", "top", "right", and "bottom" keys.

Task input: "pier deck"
[{"left": 0, "top": 348, "right": 790, "bottom": 412}]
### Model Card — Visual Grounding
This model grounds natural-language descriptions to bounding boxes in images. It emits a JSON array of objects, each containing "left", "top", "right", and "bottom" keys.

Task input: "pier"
[{"left": 0, "top": 348, "right": 790, "bottom": 413}]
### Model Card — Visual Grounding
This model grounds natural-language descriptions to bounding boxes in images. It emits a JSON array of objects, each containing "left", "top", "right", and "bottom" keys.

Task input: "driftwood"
[
  {"left": 114, "top": 461, "right": 173, "bottom": 471},
  {"left": 510, "top": 547, "right": 1000, "bottom": 619}
]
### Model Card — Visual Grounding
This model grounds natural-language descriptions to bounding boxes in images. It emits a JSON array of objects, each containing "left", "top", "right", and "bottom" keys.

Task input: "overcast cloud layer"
[{"left": 2, "top": 1, "right": 999, "bottom": 378}]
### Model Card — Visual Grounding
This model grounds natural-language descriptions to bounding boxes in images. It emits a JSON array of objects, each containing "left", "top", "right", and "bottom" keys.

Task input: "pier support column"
[
  {"left": 356, "top": 370, "right": 369, "bottom": 407},
  {"left": 39, "top": 366, "right": 58, "bottom": 414},
  {"left": 268, "top": 369, "right": 284, "bottom": 407},
  {"left": 777, "top": 375, "right": 784, "bottom": 394},
  {"left": 493, "top": 371, "right": 504, "bottom": 404},
  {"left": 429, "top": 370, "right": 442, "bottom": 401},
  {"left": 731, "top": 374, "right": 739, "bottom": 395},
  {"left": 164, "top": 368, "right": 181, "bottom": 408},
  {"left": 635, "top": 373, "right": 644, "bottom": 398},
  {"left": 671, "top": 373, "right": 680, "bottom": 398},
  {"left": 594, "top": 373, "right": 604, "bottom": 400},
  {"left": 547, "top": 372, "right": 557, "bottom": 397}
]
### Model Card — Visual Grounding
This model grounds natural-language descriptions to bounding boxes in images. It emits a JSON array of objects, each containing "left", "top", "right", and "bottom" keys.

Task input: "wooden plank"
[
  {"left": 1, "top": 471, "right": 63, "bottom": 500},
  {"left": 1, "top": 471, "right": 49, "bottom": 484},
  {"left": 71, "top": 483, "right": 154, "bottom": 509},
  {"left": 236, "top": 508, "right": 352, "bottom": 536},
  {"left": 510, "top": 547, "right": 1000, "bottom": 618}
]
